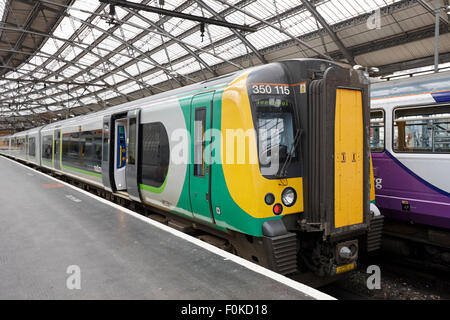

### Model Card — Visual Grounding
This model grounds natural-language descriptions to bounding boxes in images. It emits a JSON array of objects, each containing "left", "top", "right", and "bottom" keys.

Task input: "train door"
[
  {"left": 189, "top": 92, "right": 215, "bottom": 223},
  {"left": 125, "top": 109, "right": 141, "bottom": 202},
  {"left": 114, "top": 119, "right": 127, "bottom": 191},
  {"left": 54, "top": 128, "right": 61, "bottom": 170},
  {"left": 102, "top": 116, "right": 113, "bottom": 192},
  {"left": 334, "top": 88, "right": 364, "bottom": 228}
]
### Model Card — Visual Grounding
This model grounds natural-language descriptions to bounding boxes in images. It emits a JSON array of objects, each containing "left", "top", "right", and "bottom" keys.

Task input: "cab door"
[
  {"left": 334, "top": 88, "right": 364, "bottom": 228},
  {"left": 189, "top": 92, "right": 215, "bottom": 223}
]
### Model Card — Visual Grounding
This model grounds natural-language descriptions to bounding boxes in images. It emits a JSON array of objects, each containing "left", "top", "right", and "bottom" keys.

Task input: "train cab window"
[
  {"left": 370, "top": 110, "right": 385, "bottom": 152},
  {"left": 252, "top": 97, "right": 300, "bottom": 178},
  {"left": 393, "top": 105, "right": 450, "bottom": 153},
  {"left": 140, "top": 122, "right": 169, "bottom": 188},
  {"left": 194, "top": 108, "right": 206, "bottom": 177}
]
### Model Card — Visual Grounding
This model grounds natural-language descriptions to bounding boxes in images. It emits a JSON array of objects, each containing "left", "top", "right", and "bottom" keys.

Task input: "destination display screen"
[{"left": 253, "top": 97, "right": 291, "bottom": 108}]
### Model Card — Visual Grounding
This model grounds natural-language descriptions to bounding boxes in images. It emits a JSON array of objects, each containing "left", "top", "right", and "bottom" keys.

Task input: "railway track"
[{"left": 320, "top": 239, "right": 450, "bottom": 300}]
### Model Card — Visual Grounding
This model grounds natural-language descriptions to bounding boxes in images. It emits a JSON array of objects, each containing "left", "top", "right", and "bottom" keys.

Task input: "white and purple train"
[{"left": 370, "top": 71, "right": 450, "bottom": 238}]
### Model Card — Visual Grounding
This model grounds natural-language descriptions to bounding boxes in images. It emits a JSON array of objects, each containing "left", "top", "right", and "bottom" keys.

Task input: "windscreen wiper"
[{"left": 276, "top": 128, "right": 302, "bottom": 179}]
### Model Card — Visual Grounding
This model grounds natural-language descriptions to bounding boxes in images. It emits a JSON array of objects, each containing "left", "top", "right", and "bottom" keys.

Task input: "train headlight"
[{"left": 281, "top": 187, "right": 296, "bottom": 207}]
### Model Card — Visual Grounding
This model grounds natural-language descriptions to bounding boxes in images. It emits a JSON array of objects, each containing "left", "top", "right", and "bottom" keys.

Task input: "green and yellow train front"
[{"left": 201, "top": 60, "right": 381, "bottom": 276}]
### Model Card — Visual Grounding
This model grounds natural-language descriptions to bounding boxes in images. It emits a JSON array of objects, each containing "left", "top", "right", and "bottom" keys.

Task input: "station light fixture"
[{"left": 353, "top": 65, "right": 379, "bottom": 76}]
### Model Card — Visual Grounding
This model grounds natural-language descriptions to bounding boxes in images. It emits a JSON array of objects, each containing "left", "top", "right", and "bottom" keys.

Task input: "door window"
[
  {"left": 128, "top": 118, "right": 136, "bottom": 165},
  {"left": 194, "top": 108, "right": 206, "bottom": 177},
  {"left": 370, "top": 110, "right": 385, "bottom": 152}
]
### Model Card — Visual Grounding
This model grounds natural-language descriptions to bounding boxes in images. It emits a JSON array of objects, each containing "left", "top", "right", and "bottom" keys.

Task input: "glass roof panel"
[{"left": 0, "top": 0, "right": 418, "bottom": 125}]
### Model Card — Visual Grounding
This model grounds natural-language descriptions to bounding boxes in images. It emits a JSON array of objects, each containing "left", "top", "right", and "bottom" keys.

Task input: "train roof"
[
  {"left": 7, "top": 59, "right": 349, "bottom": 138},
  {"left": 12, "top": 59, "right": 343, "bottom": 136},
  {"left": 371, "top": 70, "right": 450, "bottom": 100}
]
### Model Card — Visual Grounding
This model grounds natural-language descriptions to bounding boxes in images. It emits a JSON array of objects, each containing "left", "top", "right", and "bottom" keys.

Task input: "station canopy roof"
[{"left": 0, "top": 0, "right": 449, "bottom": 130}]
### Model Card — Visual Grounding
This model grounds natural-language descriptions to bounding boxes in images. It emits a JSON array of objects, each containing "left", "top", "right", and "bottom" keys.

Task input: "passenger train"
[
  {"left": 0, "top": 59, "right": 383, "bottom": 277},
  {"left": 370, "top": 71, "right": 450, "bottom": 262}
]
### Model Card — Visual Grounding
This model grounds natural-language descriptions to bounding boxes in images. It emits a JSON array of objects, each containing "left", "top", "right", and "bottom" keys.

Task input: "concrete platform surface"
[{"left": 0, "top": 156, "right": 332, "bottom": 300}]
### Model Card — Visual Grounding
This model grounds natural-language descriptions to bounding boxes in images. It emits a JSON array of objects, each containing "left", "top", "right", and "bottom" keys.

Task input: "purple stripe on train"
[
  {"left": 431, "top": 90, "right": 450, "bottom": 103},
  {"left": 372, "top": 151, "right": 450, "bottom": 229}
]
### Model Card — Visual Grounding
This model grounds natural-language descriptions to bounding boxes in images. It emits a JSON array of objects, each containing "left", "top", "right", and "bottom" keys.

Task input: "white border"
[{"left": 1, "top": 155, "right": 336, "bottom": 300}]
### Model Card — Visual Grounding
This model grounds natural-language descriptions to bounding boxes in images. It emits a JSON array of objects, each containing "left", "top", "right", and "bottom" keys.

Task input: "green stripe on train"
[
  {"left": 62, "top": 164, "right": 102, "bottom": 178},
  {"left": 139, "top": 176, "right": 168, "bottom": 194}
]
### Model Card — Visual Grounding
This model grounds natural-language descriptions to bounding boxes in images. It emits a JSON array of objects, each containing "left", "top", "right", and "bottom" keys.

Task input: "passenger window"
[
  {"left": 393, "top": 105, "right": 450, "bottom": 153},
  {"left": 370, "top": 110, "right": 385, "bottom": 152},
  {"left": 61, "top": 130, "right": 102, "bottom": 172},
  {"left": 140, "top": 122, "right": 169, "bottom": 188},
  {"left": 42, "top": 135, "right": 53, "bottom": 160},
  {"left": 194, "top": 108, "right": 206, "bottom": 177},
  {"left": 28, "top": 137, "right": 36, "bottom": 157}
]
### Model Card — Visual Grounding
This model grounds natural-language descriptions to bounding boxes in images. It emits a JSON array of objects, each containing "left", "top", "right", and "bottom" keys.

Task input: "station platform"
[{"left": 0, "top": 156, "right": 332, "bottom": 300}]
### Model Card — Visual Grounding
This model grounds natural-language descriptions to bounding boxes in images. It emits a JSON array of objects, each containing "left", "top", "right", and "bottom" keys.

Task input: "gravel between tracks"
[{"left": 321, "top": 262, "right": 450, "bottom": 300}]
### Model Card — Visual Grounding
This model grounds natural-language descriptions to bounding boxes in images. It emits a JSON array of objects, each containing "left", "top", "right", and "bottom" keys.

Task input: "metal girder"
[
  {"left": 99, "top": 0, "right": 256, "bottom": 32},
  {"left": 0, "top": 77, "right": 109, "bottom": 87},
  {"left": 0, "top": 0, "right": 73, "bottom": 76},
  {"left": 11, "top": 0, "right": 109, "bottom": 81},
  {"left": 24, "top": 0, "right": 189, "bottom": 97},
  {"left": 378, "top": 52, "right": 450, "bottom": 76},
  {"left": 39, "top": 0, "right": 241, "bottom": 91},
  {"left": 2, "top": 0, "right": 254, "bottom": 107},
  {"left": 2, "top": 0, "right": 248, "bottom": 107},
  {"left": 0, "top": 3, "right": 192, "bottom": 92},
  {"left": 57, "top": 1, "right": 244, "bottom": 70},
  {"left": 2, "top": 1, "right": 42, "bottom": 68},
  {"left": 214, "top": 0, "right": 334, "bottom": 61},
  {"left": 0, "top": 0, "right": 414, "bottom": 114},
  {"left": 0, "top": 24, "right": 168, "bottom": 97},
  {"left": 329, "top": 24, "right": 449, "bottom": 61},
  {"left": 418, "top": 0, "right": 449, "bottom": 25},
  {"left": 0, "top": 0, "right": 443, "bottom": 130},
  {"left": 0, "top": 40, "right": 143, "bottom": 104},
  {"left": 195, "top": 0, "right": 267, "bottom": 64},
  {"left": 120, "top": 6, "right": 219, "bottom": 77},
  {"left": 300, "top": 0, "right": 355, "bottom": 65}
]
